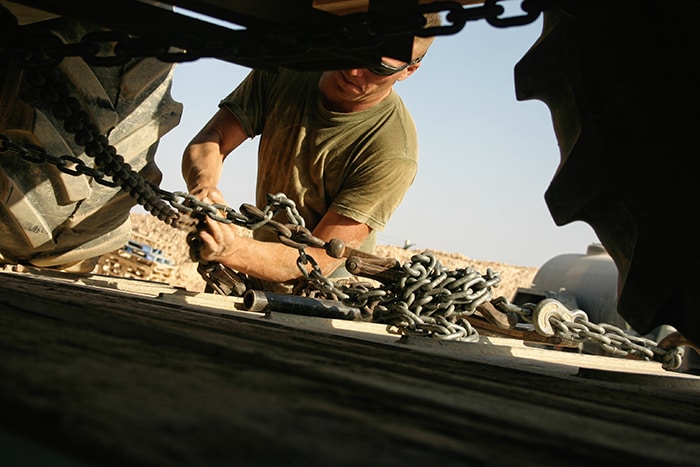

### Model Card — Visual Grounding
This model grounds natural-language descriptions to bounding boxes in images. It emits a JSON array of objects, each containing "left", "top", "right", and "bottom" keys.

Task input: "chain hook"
[{"left": 533, "top": 298, "right": 578, "bottom": 336}]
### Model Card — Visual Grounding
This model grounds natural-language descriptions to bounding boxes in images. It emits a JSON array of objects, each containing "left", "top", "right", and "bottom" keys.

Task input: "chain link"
[
  {"left": 0, "top": 134, "right": 119, "bottom": 188},
  {"left": 366, "top": 253, "right": 500, "bottom": 341}
]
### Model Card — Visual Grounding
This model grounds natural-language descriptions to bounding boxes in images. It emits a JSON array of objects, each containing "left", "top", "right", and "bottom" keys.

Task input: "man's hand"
[{"left": 197, "top": 217, "right": 240, "bottom": 262}]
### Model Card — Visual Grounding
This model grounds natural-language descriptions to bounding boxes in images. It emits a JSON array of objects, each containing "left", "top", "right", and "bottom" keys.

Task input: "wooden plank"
[{"left": 1, "top": 270, "right": 699, "bottom": 466}]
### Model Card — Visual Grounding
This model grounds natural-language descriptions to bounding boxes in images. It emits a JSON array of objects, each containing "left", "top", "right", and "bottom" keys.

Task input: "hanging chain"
[
  {"left": 0, "top": 0, "right": 685, "bottom": 369},
  {"left": 0, "top": 1, "right": 563, "bottom": 69},
  {"left": 8, "top": 65, "right": 194, "bottom": 229}
]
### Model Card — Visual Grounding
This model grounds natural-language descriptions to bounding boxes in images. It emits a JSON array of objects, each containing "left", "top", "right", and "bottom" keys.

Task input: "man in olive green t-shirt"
[{"left": 182, "top": 21, "right": 437, "bottom": 292}]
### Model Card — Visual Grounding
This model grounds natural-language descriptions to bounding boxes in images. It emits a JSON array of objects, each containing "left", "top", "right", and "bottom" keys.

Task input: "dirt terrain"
[{"left": 128, "top": 213, "right": 537, "bottom": 301}]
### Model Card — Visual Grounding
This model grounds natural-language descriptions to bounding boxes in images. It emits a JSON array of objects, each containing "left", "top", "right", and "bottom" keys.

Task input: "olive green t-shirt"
[{"left": 219, "top": 68, "right": 418, "bottom": 254}]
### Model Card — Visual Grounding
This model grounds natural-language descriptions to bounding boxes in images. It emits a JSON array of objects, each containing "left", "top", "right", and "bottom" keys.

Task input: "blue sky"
[{"left": 149, "top": 15, "right": 599, "bottom": 268}]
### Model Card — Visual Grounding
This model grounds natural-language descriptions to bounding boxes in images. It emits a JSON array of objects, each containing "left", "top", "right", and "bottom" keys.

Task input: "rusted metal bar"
[
  {"left": 324, "top": 238, "right": 377, "bottom": 260},
  {"left": 324, "top": 238, "right": 403, "bottom": 284},
  {"left": 344, "top": 255, "right": 403, "bottom": 284}
]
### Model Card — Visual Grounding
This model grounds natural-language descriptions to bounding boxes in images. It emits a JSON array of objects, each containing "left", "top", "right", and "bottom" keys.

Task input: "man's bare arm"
[
  {"left": 182, "top": 108, "right": 248, "bottom": 201},
  {"left": 198, "top": 210, "right": 372, "bottom": 283}
]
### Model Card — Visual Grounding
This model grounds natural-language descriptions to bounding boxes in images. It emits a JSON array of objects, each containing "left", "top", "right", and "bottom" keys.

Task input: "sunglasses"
[{"left": 367, "top": 55, "right": 424, "bottom": 76}]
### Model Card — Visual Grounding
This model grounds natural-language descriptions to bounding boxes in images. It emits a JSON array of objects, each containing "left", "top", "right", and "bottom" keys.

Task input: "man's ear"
[{"left": 397, "top": 63, "right": 421, "bottom": 81}]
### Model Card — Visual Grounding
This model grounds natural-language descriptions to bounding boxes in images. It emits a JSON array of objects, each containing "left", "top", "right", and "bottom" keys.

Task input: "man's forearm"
[
  {"left": 215, "top": 236, "right": 344, "bottom": 284},
  {"left": 182, "top": 108, "right": 248, "bottom": 192},
  {"left": 182, "top": 139, "right": 225, "bottom": 192}
]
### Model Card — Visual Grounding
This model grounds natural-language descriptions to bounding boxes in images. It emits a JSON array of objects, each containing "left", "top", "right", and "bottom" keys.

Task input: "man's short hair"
[{"left": 414, "top": 12, "right": 442, "bottom": 55}]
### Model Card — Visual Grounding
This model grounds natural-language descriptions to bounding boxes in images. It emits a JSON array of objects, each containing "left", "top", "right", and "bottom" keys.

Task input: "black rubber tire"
[
  {"left": 514, "top": 0, "right": 699, "bottom": 345},
  {"left": 0, "top": 16, "right": 182, "bottom": 271}
]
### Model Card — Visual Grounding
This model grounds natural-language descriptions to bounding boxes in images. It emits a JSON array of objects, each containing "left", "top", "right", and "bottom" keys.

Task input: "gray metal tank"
[{"left": 513, "top": 243, "right": 628, "bottom": 328}]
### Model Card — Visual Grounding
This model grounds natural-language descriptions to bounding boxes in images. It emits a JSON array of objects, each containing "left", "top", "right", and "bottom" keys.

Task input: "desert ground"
[{"left": 129, "top": 213, "right": 538, "bottom": 301}]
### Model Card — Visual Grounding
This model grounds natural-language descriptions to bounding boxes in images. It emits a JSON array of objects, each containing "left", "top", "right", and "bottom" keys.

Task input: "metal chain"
[
  {"left": 0, "top": 134, "right": 116, "bottom": 188},
  {"left": 0, "top": 1, "right": 560, "bottom": 68},
  {"left": 171, "top": 190, "right": 499, "bottom": 341},
  {"left": 366, "top": 253, "right": 500, "bottom": 342},
  {"left": 492, "top": 297, "right": 684, "bottom": 370},
  {"left": 153, "top": 190, "right": 685, "bottom": 370}
]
